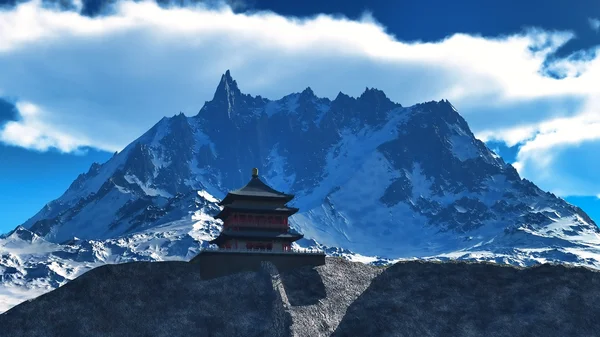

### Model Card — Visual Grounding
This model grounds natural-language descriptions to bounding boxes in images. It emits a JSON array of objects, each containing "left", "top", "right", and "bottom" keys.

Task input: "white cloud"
[
  {"left": 511, "top": 161, "right": 523, "bottom": 175},
  {"left": 478, "top": 95, "right": 600, "bottom": 196},
  {"left": 0, "top": 1, "right": 600, "bottom": 196},
  {"left": 589, "top": 18, "right": 600, "bottom": 32},
  {"left": 478, "top": 110, "right": 600, "bottom": 152},
  {"left": 0, "top": 102, "right": 90, "bottom": 152},
  {"left": 477, "top": 125, "right": 538, "bottom": 147}
]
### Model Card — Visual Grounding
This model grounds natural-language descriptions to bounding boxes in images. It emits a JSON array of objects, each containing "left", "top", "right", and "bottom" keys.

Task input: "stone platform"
[{"left": 190, "top": 248, "right": 326, "bottom": 279}]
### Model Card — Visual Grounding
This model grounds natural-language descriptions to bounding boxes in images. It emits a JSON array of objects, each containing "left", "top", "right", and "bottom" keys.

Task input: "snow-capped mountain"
[
  {"left": 0, "top": 192, "right": 222, "bottom": 313},
  {"left": 2, "top": 70, "right": 600, "bottom": 312}
]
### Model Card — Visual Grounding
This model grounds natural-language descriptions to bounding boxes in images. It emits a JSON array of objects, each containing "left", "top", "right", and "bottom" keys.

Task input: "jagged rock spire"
[
  {"left": 211, "top": 70, "right": 243, "bottom": 118},
  {"left": 213, "top": 70, "right": 241, "bottom": 99}
]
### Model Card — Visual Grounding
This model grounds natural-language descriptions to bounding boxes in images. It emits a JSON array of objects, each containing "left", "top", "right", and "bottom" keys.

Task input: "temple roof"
[
  {"left": 209, "top": 229, "right": 303, "bottom": 245},
  {"left": 214, "top": 204, "right": 299, "bottom": 220},
  {"left": 219, "top": 168, "right": 294, "bottom": 205}
]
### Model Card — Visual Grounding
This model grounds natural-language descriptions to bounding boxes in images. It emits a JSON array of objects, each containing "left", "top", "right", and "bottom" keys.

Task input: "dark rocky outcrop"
[{"left": 2, "top": 258, "right": 600, "bottom": 337}]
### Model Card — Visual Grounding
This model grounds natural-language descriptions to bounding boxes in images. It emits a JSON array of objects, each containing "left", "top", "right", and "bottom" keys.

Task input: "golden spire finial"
[{"left": 252, "top": 168, "right": 259, "bottom": 177}]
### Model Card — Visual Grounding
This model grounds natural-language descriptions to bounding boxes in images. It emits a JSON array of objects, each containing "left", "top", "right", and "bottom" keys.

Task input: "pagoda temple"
[
  {"left": 191, "top": 168, "right": 325, "bottom": 279},
  {"left": 210, "top": 168, "right": 303, "bottom": 251}
]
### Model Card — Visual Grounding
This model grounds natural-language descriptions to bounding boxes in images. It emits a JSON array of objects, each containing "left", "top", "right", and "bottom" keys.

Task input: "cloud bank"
[{"left": 1, "top": 0, "right": 599, "bottom": 197}]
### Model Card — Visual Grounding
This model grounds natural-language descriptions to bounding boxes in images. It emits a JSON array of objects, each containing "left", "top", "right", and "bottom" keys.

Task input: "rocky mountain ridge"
[{"left": 2, "top": 258, "right": 600, "bottom": 337}]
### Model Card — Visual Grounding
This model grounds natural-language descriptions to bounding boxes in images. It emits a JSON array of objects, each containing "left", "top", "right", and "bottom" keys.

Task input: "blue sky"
[{"left": 0, "top": 0, "right": 599, "bottom": 234}]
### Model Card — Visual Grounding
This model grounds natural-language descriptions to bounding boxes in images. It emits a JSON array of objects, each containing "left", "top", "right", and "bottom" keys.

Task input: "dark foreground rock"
[{"left": 1, "top": 257, "right": 600, "bottom": 337}]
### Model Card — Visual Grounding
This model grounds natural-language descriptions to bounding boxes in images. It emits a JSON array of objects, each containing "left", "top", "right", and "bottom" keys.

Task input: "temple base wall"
[{"left": 189, "top": 250, "right": 326, "bottom": 279}]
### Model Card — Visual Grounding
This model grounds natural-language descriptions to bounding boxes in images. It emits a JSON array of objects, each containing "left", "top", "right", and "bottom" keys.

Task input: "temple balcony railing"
[{"left": 199, "top": 246, "right": 325, "bottom": 255}]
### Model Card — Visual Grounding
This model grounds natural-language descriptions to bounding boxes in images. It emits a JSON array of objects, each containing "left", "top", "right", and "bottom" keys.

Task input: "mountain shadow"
[
  {"left": 331, "top": 260, "right": 600, "bottom": 337},
  {"left": 279, "top": 266, "right": 327, "bottom": 306}
]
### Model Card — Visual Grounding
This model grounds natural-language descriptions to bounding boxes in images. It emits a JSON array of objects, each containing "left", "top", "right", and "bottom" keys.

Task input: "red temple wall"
[
  {"left": 220, "top": 239, "right": 291, "bottom": 251},
  {"left": 223, "top": 213, "right": 289, "bottom": 230}
]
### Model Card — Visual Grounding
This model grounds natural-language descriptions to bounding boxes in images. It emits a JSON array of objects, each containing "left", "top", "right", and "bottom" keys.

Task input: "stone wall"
[{"left": 190, "top": 251, "right": 326, "bottom": 279}]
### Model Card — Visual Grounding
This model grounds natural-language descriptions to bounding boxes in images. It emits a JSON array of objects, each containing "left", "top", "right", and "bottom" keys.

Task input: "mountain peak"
[
  {"left": 360, "top": 87, "right": 384, "bottom": 97},
  {"left": 417, "top": 99, "right": 451, "bottom": 110},
  {"left": 222, "top": 69, "right": 236, "bottom": 84},
  {"left": 333, "top": 91, "right": 353, "bottom": 102},
  {"left": 88, "top": 162, "right": 101, "bottom": 175},
  {"left": 5, "top": 225, "right": 38, "bottom": 242},
  {"left": 358, "top": 87, "right": 398, "bottom": 108},
  {"left": 212, "top": 70, "right": 242, "bottom": 103},
  {"left": 301, "top": 87, "right": 315, "bottom": 97}
]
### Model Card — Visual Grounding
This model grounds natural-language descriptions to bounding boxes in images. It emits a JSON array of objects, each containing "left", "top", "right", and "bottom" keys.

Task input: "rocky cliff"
[{"left": 1, "top": 258, "right": 599, "bottom": 337}]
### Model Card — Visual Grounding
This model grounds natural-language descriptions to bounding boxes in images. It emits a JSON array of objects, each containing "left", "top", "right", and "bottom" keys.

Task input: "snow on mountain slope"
[
  {"left": 1, "top": 70, "right": 600, "bottom": 312},
  {"left": 0, "top": 191, "right": 222, "bottom": 313}
]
